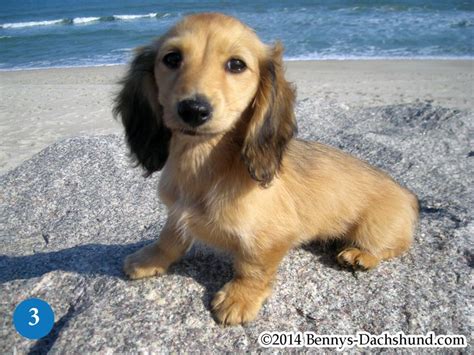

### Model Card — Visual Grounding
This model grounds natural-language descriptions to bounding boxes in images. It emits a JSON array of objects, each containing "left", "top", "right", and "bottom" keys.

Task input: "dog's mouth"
[
  {"left": 179, "top": 128, "right": 201, "bottom": 136},
  {"left": 176, "top": 128, "right": 222, "bottom": 137}
]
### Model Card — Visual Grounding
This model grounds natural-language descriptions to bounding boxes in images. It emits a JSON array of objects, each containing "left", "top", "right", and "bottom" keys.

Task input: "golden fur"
[{"left": 114, "top": 13, "right": 419, "bottom": 325}]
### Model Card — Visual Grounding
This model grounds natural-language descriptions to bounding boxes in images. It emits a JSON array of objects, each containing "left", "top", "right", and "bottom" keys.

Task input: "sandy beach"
[{"left": 0, "top": 60, "right": 472, "bottom": 174}]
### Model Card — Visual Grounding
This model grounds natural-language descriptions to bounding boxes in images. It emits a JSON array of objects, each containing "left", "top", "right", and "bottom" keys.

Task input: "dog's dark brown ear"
[
  {"left": 113, "top": 45, "right": 171, "bottom": 176},
  {"left": 241, "top": 42, "right": 297, "bottom": 187}
]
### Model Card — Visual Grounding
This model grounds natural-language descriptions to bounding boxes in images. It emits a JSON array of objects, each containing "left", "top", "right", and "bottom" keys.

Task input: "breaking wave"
[{"left": 0, "top": 12, "right": 170, "bottom": 29}]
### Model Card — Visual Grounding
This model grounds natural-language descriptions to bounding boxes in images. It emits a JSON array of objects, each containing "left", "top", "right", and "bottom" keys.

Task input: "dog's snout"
[{"left": 177, "top": 96, "right": 212, "bottom": 127}]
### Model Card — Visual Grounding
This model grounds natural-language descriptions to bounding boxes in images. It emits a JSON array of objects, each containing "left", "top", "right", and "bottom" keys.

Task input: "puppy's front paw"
[
  {"left": 123, "top": 245, "right": 167, "bottom": 280},
  {"left": 337, "top": 247, "right": 379, "bottom": 270},
  {"left": 211, "top": 281, "right": 271, "bottom": 326}
]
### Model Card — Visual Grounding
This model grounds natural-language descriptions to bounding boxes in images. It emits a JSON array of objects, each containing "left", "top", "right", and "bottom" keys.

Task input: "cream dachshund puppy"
[{"left": 114, "top": 13, "right": 419, "bottom": 325}]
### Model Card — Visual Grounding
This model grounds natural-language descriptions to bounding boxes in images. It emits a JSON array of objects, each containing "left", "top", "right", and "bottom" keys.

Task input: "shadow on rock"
[
  {"left": 1, "top": 236, "right": 356, "bottom": 315},
  {"left": 171, "top": 247, "right": 234, "bottom": 310},
  {"left": 301, "top": 239, "right": 347, "bottom": 271},
  {"left": 28, "top": 302, "right": 77, "bottom": 355},
  {"left": 0, "top": 239, "right": 234, "bottom": 314},
  {"left": 0, "top": 241, "right": 149, "bottom": 283}
]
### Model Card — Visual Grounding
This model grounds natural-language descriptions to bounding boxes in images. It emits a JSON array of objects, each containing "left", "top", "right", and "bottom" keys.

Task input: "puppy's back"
[{"left": 281, "top": 139, "right": 418, "bottom": 256}]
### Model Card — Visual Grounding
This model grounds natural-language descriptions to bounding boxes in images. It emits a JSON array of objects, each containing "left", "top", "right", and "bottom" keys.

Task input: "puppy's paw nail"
[{"left": 355, "top": 260, "right": 368, "bottom": 271}]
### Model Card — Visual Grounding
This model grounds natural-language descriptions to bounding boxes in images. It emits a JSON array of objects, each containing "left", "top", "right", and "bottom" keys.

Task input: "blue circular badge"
[{"left": 13, "top": 298, "right": 54, "bottom": 339}]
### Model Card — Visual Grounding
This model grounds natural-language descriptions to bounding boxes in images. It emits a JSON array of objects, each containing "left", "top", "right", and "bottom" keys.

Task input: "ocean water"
[{"left": 0, "top": 0, "right": 473, "bottom": 70}]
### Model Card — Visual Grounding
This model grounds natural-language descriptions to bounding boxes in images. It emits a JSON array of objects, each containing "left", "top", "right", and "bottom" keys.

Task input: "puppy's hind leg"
[
  {"left": 124, "top": 220, "right": 191, "bottom": 279},
  {"left": 337, "top": 190, "right": 418, "bottom": 270}
]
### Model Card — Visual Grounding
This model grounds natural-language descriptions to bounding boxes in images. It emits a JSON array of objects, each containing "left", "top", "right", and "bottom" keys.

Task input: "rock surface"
[{"left": 1, "top": 101, "right": 472, "bottom": 353}]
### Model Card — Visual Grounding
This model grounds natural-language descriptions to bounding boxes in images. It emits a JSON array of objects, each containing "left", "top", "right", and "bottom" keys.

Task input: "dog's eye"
[
  {"left": 226, "top": 58, "right": 247, "bottom": 73},
  {"left": 163, "top": 51, "right": 182, "bottom": 69}
]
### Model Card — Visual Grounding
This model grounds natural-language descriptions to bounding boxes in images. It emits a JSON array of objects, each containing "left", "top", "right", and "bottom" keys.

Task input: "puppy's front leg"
[
  {"left": 123, "top": 221, "right": 191, "bottom": 279},
  {"left": 211, "top": 245, "right": 288, "bottom": 325}
]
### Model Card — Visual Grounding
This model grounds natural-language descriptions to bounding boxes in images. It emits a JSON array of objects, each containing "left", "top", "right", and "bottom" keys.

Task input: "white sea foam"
[
  {"left": 111, "top": 48, "right": 133, "bottom": 53},
  {"left": 72, "top": 17, "right": 100, "bottom": 25},
  {"left": 114, "top": 13, "right": 157, "bottom": 21},
  {"left": 1, "top": 19, "right": 64, "bottom": 29},
  {"left": 1, "top": 12, "right": 170, "bottom": 29}
]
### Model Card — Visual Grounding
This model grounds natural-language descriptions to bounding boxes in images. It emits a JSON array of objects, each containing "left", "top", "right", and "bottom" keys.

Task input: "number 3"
[{"left": 28, "top": 307, "right": 39, "bottom": 326}]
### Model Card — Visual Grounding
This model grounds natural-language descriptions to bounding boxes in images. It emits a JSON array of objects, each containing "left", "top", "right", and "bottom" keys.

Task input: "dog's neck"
[{"left": 165, "top": 130, "right": 242, "bottom": 185}]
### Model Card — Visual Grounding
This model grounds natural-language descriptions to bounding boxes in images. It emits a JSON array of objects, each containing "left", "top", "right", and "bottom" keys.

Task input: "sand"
[{"left": 0, "top": 60, "right": 472, "bottom": 174}]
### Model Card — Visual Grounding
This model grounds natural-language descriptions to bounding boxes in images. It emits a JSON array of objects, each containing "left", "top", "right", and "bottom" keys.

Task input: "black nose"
[{"left": 177, "top": 96, "right": 212, "bottom": 127}]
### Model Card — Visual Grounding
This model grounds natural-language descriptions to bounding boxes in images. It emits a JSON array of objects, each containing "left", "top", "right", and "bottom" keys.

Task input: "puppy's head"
[{"left": 114, "top": 13, "right": 296, "bottom": 185}]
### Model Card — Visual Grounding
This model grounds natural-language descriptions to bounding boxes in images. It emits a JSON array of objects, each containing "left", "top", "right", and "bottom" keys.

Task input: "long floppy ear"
[
  {"left": 113, "top": 45, "right": 171, "bottom": 176},
  {"left": 241, "top": 42, "right": 297, "bottom": 187}
]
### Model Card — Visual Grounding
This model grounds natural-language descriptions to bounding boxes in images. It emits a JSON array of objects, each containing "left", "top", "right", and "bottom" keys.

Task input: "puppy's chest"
[{"left": 159, "top": 175, "right": 252, "bottom": 247}]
